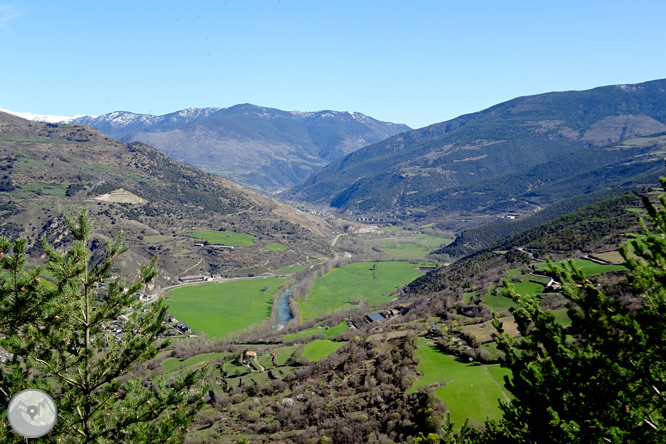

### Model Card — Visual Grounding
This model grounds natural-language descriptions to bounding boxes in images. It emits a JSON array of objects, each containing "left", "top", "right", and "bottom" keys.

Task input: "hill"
[
  {"left": 407, "top": 190, "right": 644, "bottom": 295},
  {"left": 290, "top": 79, "right": 666, "bottom": 227},
  {"left": 68, "top": 105, "right": 411, "bottom": 193},
  {"left": 0, "top": 112, "right": 337, "bottom": 287}
]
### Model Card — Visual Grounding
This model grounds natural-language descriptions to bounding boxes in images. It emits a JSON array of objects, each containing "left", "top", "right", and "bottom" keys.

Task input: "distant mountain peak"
[
  {"left": 57, "top": 105, "right": 411, "bottom": 193},
  {"left": 0, "top": 107, "right": 89, "bottom": 123}
]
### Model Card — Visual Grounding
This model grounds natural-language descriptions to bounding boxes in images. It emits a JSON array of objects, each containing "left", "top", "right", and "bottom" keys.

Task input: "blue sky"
[{"left": 1, "top": 0, "right": 665, "bottom": 129}]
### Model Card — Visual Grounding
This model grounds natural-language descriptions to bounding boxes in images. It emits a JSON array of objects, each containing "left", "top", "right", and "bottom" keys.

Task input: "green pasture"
[
  {"left": 483, "top": 287, "right": 518, "bottom": 312},
  {"left": 297, "top": 262, "right": 422, "bottom": 322},
  {"left": 537, "top": 258, "right": 626, "bottom": 275},
  {"left": 21, "top": 183, "right": 68, "bottom": 196},
  {"left": 361, "top": 233, "right": 452, "bottom": 261},
  {"left": 187, "top": 230, "right": 255, "bottom": 246},
  {"left": 162, "top": 352, "right": 226, "bottom": 373},
  {"left": 144, "top": 235, "right": 172, "bottom": 244},
  {"left": 303, "top": 340, "right": 344, "bottom": 361},
  {"left": 549, "top": 308, "right": 572, "bottom": 327},
  {"left": 284, "top": 321, "right": 349, "bottom": 341},
  {"left": 165, "top": 277, "right": 287, "bottom": 338},
  {"left": 592, "top": 251, "right": 625, "bottom": 264},
  {"left": 410, "top": 339, "right": 511, "bottom": 427},
  {"left": 266, "top": 243, "right": 288, "bottom": 251},
  {"left": 256, "top": 345, "right": 298, "bottom": 368}
]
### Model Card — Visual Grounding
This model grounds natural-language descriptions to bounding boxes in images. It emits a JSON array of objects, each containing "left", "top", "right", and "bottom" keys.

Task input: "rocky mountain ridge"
[{"left": 67, "top": 104, "right": 411, "bottom": 193}]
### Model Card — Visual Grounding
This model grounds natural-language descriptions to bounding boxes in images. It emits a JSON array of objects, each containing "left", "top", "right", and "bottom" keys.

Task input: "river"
[{"left": 273, "top": 282, "right": 301, "bottom": 330}]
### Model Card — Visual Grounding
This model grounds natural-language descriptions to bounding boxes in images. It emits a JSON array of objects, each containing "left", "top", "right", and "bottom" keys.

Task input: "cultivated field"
[
  {"left": 165, "top": 277, "right": 287, "bottom": 338},
  {"left": 297, "top": 261, "right": 423, "bottom": 322},
  {"left": 360, "top": 228, "right": 452, "bottom": 261},
  {"left": 187, "top": 229, "right": 255, "bottom": 245}
]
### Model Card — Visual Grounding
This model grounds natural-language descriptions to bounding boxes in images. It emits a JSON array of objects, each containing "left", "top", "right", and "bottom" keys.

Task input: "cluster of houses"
[
  {"left": 355, "top": 217, "right": 387, "bottom": 222},
  {"left": 100, "top": 313, "right": 193, "bottom": 341},
  {"left": 295, "top": 205, "right": 334, "bottom": 218},
  {"left": 179, "top": 274, "right": 218, "bottom": 283},
  {"left": 159, "top": 314, "right": 193, "bottom": 338}
]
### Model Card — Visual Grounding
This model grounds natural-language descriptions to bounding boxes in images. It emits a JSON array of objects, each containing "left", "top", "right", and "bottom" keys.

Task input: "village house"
[{"left": 365, "top": 312, "right": 386, "bottom": 323}]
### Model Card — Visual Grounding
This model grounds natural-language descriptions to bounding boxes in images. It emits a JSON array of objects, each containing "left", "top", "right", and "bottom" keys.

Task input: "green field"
[
  {"left": 361, "top": 232, "right": 452, "bottom": 261},
  {"left": 482, "top": 291, "right": 518, "bottom": 312},
  {"left": 297, "top": 262, "right": 422, "bottom": 322},
  {"left": 592, "top": 251, "right": 625, "bottom": 264},
  {"left": 303, "top": 340, "right": 344, "bottom": 361},
  {"left": 257, "top": 345, "right": 298, "bottom": 367},
  {"left": 266, "top": 243, "right": 288, "bottom": 251},
  {"left": 410, "top": 339, "right": 511, "bottom": 427},
  {"left": 21, "top": 183, "right": 68, "bottom": 196},
  {"left": 549, "top": 308, "right": 572, "bottom": 327},
  {"left": 284, "top": 321, "right": 349, "bottom": 341},
  {"left": 188, "top": 230, "right": 255, "bottom": 246},
  {"left": 165, "top": 278, "right": 287, "bottom": 338},
  {"left": 144, "top": 235, "right": 172, "bottom": 244},
  {"left": 162, "top": 352, "right": 226, "bottom": 373},
  {"left": 537, "top": 258, "right": 626, "bottom": 275}
]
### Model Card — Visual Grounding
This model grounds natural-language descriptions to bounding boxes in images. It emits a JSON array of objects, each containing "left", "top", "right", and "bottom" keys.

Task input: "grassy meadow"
[
  {"left": 188, "top": 230, "right": 255, "bottom": 246},
  {"left": 537, "top": 258, "right": 626, "bottom": 275},
  {"left": 165, "top": 277, "right": 287, "bottom": 338},
  {"left": 266, "top": 243, "right": 288, "bottom": 251},
  {"left": 297, "top": 261, "right": 422, "bottom": 322},
  {"left": 410, "top": 339, "right": 511, "bottom": 427},
  {"left": 162, "top": 352, "right": 226, "bottom": 373},
  {"left": 303, "top": 339, "right": 344, "bottom": 361},
  {"left": 361, "top": 230, "right": 453, "bottom": 261},
  {"left": 284, "top": 321, "right": 349, "bottom": 341}
]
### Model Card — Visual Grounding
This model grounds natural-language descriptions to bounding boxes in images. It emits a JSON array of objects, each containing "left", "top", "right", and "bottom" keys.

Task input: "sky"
[{"left": 1, "top": 0, "right": 665, "bottom": 129}]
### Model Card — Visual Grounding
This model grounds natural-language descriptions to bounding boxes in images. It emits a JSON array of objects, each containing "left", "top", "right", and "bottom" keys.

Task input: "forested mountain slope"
[
  {"left": 291, "top": 79, "right": 666, "bottom": 223},
  {"left": 408, "top": 191, "right": 643, "bottom": 295}
]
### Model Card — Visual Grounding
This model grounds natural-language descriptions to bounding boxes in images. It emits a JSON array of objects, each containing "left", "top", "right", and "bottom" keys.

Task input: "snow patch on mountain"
[{"left": 0, "top": 108, "right": 90, "bottom": 123}]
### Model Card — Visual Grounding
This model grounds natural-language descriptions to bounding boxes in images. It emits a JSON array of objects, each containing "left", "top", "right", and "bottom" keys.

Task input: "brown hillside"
[{"left": 0, "top": 112, "right": 336, "bottom": 287}]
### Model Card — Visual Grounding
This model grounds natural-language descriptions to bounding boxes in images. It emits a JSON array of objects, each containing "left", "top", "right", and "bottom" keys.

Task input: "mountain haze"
[
  {"left": 70, "top": 105, "right": 411, "bottom": 193},
  {"left": 291, "top": 79, "right": 666, "bottom": 225}
]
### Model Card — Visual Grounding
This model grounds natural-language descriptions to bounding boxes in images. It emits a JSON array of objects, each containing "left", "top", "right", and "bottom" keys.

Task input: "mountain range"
[
  {"left": 60, "top": 105, "right": 411, "bottom": 193},
  {"left": 0, "top": 112, "right": 337, "bottom": 287},
  {"left": 291, "top": 79, "right": 666, "bottom": 229}
]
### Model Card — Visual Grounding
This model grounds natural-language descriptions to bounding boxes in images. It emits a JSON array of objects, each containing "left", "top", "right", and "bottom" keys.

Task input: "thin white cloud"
[{"left": 0, "top": 5, "right": 20, "bottom": 29}]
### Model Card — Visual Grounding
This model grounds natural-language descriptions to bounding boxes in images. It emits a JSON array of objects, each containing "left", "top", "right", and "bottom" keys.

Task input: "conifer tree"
[
  {"left": 0, "top": 209, "right": 208, "bottom": 443},
  {"left": 480, "top": 181, "right": 666, "bottom": 443}
]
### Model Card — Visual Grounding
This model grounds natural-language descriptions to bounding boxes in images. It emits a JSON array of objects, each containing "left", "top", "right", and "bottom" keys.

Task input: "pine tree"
[
  {"left": 479, "top": 181, "right": 666, "bottom": 443},
  {"left": 0, "top": 209, "right": 208, "bottom": 443}
]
